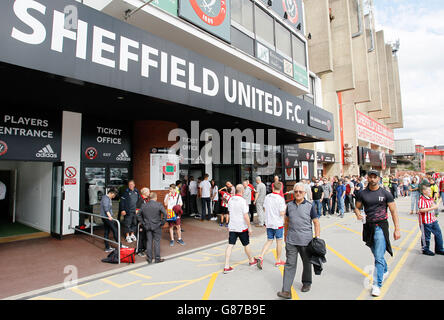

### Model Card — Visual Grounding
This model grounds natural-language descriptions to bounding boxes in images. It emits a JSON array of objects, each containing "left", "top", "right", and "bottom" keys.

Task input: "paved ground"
[{"left": 7, "top": 197, "right": 444, "bottom": 300}]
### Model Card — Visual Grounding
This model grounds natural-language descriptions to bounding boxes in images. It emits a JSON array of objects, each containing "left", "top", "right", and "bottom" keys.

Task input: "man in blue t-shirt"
[{"left": 336, "top": 179, "right": 346, "bottom": 218}]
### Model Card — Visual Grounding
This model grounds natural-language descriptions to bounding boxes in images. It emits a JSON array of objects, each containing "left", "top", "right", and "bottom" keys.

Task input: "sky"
[{"left": 373, "top": 0, "right": 444, "bottom": 147}]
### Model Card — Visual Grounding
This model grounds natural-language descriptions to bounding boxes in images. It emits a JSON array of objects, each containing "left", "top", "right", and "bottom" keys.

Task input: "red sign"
[
  {"left": 356, "top": 111, "right": 395, "bottom": 150},
  {"left": 0, "top": 140, "right": 8, "bottom": 156},
  {"left": 189, "top": 0, "right": 227, "bottom": 26},
  {"left": 64, "top": 166, "right": 77, "bottom": 185}
]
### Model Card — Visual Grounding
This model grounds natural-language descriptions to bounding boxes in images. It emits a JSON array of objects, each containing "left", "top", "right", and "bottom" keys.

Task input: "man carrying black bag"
[{"left": 138, "top": 192, "right": 167, "bottom": 264}]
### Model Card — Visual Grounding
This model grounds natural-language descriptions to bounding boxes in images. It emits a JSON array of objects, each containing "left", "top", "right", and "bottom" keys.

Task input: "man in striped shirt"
[{"left": 418, "top": 186, "right": 444, "bottom": 256}]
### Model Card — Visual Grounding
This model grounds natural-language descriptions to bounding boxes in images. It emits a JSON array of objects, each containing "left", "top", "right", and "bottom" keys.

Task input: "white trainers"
[
  {"left": 126, "top": 236, "right": 133, "bottom": 243},
  {"left": 383, "top": 271, "right": 389, "bottom": 282},
  {"left": 131, "top": 234, "right": 137, "bottom": 242},
  {"left": 371, "top": 285, "right": 381, "bottom": 297},
  {"left": 210, "top": 217, "right": 217, "bottom": 221}
]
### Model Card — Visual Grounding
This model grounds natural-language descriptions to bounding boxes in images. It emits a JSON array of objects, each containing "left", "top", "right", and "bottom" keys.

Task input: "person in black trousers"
[
  {"left": 330, "top": 176, "right": 339, "bottom": 215},
  {"left": 135, "top": 187, "right": 150, "bottom": 256},
  {"left": 100, "top": 188, "right": 125, "bottom": 252},
  {"left": 138, "top": 192, "right": 167, "bottom": 264}
]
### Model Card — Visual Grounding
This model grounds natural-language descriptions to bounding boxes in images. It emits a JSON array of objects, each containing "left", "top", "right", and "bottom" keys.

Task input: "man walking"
[
  {"left": 120, "top": 180, "right": 141, "bottom": 244},
  {"left": 135, "top": 187, "right": 150, "bottom": 257},
  {"left": 256, "top": 182, "right": 287, "bottom": 269},
  {"left": 242, "top": 180, "right": 252, "bottom": 222},
  {"left": 277, "top": 183, "right": 320, "bottom": 298},
  {"left": 138, "top": 192, "right": 167, "bottom": 263},
  {"left": 354, "top": 170, "right": 401, "bottom": 297},
  {"left": 344, "top": 177, "right": 355, "bottom": 213},
  {"left": 223, "top": 184, "right": 258, "bottom": 273},
  {"left": 254, "top": 176, "right": 267, "bottom": 227}
]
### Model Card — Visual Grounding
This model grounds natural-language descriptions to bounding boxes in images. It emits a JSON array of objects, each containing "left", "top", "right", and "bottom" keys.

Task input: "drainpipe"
[{"left": 352, "top": 0, "right": 363, "bottom": 38}]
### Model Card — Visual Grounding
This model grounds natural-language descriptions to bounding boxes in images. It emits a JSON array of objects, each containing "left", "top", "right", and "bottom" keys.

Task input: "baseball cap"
[{"left": 368, "top": 169, "right": 381, "bottom": 177}]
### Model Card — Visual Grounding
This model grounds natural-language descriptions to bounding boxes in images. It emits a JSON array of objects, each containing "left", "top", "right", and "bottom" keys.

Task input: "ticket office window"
[{"left": 81, "top": 164, "right": 130, "bottom": 225}]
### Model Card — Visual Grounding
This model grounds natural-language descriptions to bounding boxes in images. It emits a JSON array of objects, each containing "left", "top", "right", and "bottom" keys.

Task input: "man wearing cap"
[{"left": 354, "top": 169, "right": 401, "bottom": 297}]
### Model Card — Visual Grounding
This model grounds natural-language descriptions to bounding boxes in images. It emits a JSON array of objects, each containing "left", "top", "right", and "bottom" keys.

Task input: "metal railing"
[{"left": 68, "top": 207, "right": 121, "bottom": 264}]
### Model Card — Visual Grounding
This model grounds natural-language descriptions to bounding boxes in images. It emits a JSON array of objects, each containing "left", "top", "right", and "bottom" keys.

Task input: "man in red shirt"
[
  {"left": 418, "top": 185, "right": 444, "bottom": 256},
  {"left": 439, "top": 175, "right": 444, "bottom": 213}
]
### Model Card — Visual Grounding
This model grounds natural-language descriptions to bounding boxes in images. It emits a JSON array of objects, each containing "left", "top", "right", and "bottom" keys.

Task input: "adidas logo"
[
  {"left": 36, "top": 144, "right": 57, "bottom": 158},
  {"left": 116, "top": 150, "right": 131, "bottom": 161}
]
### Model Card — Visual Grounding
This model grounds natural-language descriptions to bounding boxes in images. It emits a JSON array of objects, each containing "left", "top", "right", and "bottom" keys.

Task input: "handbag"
[{"left": 120, "top": 247, "right": 136, "bottom": 263}]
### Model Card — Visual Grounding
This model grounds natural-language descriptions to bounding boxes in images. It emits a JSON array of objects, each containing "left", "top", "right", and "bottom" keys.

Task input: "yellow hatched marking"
[
  {"left": 142, "top": 279, "right": 193, "bottom": 286},
  {"left": 272, "top": 249, "right": 299, "bottom": 300},
  {"left": 129, "top": 271, "right": 152, "bottom": 280},
  {"left": 202, "top": 272, "right": 219, "bottom": 300},
  {"left": 70, "top": 285, "right": 109, "bottom": 299},
  {"left": 179, "top": 256, "right": 211, "bottom": 262},
  {"left": 356, "top": 224, "right": 418, "bottom": 300},
  {"left": 334, "top": 223, "right": 362, "bottom": 235},
  {"left": 374, "top": 231, "right": 422, "bottom": 300},
  {"left": 326, "top": 244, "right": 370, "bottom": 278},
  {"left": 101, "top": 277, "right": 141, "bottom": 288}
]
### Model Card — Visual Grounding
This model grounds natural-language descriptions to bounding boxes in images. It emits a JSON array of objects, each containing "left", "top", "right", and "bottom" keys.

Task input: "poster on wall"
[
  {"left": 300, "top": 161, "right": 309, "bottom": 180},
  {"left": 179, "top": 0, "right": 231, "bottom": 42},
  {"left": 284, "top": 167, "right": 295, "bottom": 181},
  {"left": 81, "top": 118, "right": 131, "bottom": 164},
  {"left": 0, "top": 110, "right": 62, "bottom": 161},
  {"left": 150, "top": 153, "right": 180, "bottom": 190}
]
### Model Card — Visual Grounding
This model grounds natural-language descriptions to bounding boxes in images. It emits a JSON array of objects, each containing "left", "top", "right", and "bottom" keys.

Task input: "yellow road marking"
[
  {"left": 202, "top": 272, "right": 219, "bottom": 300},
  {"left": 30, "top": 296, "right": 66, "bottom": 300},
  {"left": 356, "top": 224, "right": 418, "bottom": 300},
  {"left": 399, "top": 216, "right": 418, "bottom": 222},
  {"left": 334, "top": 223, "right": 362, "bottom": 236},
  {"left": 129, "top": 271, "right": 152, "bottom": 280},
  {"left": 180, "top": 256, "right": 211, "bottom": 262},
  {"left": 326, "top": 244, "right": 370, "bottom": 278},
  {"left": 374, "top": 230, "right": 422, "bottom": 300},
  {"left": 101, "top": 277, "right": 141, "bottom": 288},
  {"left": 142, "top": 279, "right": 193, "bottom": 286},
  {"left": 70, "top": 285, "right": 110, "bottom": 299},
  {"left": 272, "top": 249, "right": 299, "bottom": 300}
]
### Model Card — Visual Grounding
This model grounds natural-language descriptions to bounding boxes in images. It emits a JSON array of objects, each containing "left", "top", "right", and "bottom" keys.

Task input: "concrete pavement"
[{"left": 9, "top": 196, "right": 444, "bottom": 300}]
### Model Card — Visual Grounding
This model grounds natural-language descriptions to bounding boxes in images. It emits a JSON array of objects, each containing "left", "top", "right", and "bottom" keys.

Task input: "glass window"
[
  {"left": 275, "top": 22, "right": 291, "bottom": 58},
  {"left": 292, "top": 34, "right": 306, "bottom": 67},
  {"left": 232, "top": 0, "right": 254, "bottom": 33},
  {"left": 231, "top": 27, "right": 255, "bottom": 56},
  {"left": 255, "top": 6, "right": 274, "bottom": 48}
]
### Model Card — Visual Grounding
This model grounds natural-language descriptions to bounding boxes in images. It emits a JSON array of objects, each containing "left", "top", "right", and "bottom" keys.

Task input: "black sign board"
[
  {"left": 316, "top": 152, "right": 335, "bottom": 163},
  {"left": 283, "top": 145, "right": 315, "bottom": 167},
  {"left": 386, "top": 154, "right": 398, "bottom": 167},
  {"left": 0, "top": 0, "right": 334, "bottom": 142},
  {"left": 0, "top": 109, "right": 62, "bottom": 161},
  {"left": 81, "top": 118, "right": 131, "bottom": 164},
  {"left": 308, "top": 110, "right": 332, "bottom": 132}
]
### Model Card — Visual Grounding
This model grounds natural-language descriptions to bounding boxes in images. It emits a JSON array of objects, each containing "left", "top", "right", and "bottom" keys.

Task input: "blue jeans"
[
  {"left": 371, "top": 226, "right": 388, "bottom": 288},
  {"left": 420, "top": 221, "right": 444, "bottom": 253},
  {"left": 411, "top": 191, "right": 419, "bottom": 213},
  {"left": 337, "top": 197, "right": 345, "bottom": 215},
  {"left": 313, "top": 199, "right": 322, "bottom": 218}
]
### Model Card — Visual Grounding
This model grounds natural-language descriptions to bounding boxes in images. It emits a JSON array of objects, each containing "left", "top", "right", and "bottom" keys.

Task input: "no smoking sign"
[{"left": 64, "top": 166, "right": 77, "bottom": 185}]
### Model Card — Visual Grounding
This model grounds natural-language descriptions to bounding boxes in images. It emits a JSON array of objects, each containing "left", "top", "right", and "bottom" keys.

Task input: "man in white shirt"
[
  {"left": 188, "top": 176, "right": 198, "bottom": 216},
  {"left": 242, "top": 180, "right": 252, "bottom": 220},
  {"left": 223, "top": 184, "right": 258, "bottom": 273},
  {"left": 199, "top": 174, "right": 212, "bottom": 221},
  {"left": 164, "top": 184, "right": 185, "bottom": 247},
  {"left": 256, "top": 182, "right": 287, "bottom": 269}
]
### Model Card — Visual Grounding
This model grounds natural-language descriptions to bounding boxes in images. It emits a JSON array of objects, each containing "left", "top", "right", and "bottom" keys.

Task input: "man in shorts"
[
  {"left": 256, "top": 182, "right": 287, "bottom": 269},
  {"left": 223, "top": 184, "right": 258, "bottom": 273}
]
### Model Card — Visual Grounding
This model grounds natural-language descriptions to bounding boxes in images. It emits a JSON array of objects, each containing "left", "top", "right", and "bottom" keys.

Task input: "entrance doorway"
[{"left": 0, "top": 161, "right": 63, "bottom": 242}]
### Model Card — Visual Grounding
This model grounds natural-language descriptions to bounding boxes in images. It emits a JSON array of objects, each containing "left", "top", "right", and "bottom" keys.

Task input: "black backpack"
[{"left": 101, "top": 250, "right": 119, "bottom": 264}]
